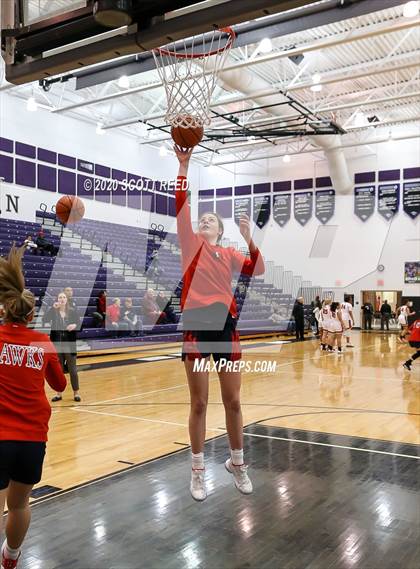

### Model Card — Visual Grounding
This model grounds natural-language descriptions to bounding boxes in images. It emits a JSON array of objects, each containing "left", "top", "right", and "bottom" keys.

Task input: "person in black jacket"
[
  {"left": 35, "top": 230, "right": 58, "bottom": 256},
  {"left": 380, "top": 300, "right": 392, "bottom": 331},
  {"left": 362, "top": 302, "right": 374, "bottom": 330},
  {"left": 292, "top": 296, "right": 305, "bottom": 341},
  {"left": 44, "top": 291, "right": 81, "bottom": 402}
]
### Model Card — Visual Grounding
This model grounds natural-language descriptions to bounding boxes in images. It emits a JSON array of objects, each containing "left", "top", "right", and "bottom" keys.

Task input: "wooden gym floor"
[{"left": 36, "top": 330, "right": 419, "bottom": 494}]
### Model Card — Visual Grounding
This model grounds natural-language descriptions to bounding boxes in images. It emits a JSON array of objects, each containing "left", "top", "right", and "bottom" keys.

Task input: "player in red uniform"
[
  {"left": 403, "top": 319, "right": 420, "bottom": 371},
  {"left": 174, "top": 146, "right": 265, "bottom": 501},
  {"left": 0, "top": 246, "right": 66, "bottom": 569}
]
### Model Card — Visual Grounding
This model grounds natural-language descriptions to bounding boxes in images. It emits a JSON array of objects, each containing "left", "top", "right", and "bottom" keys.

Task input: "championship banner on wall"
[
  {"left": 315, "top": 189, "right": 335, "bottom": 224},
  {"left": 234, "top": 197, "right": 251, "bottom": 226},
  {"left": 253, "top": 195, "right": 271, "bottom": 228},
  {"left": 273, "top": 193, "right": 291, "bottom": 227},
  {"left": 403, "top": 181, "right": 420, "bottom": 219},
  {"left": 294, "top": 191, "right": 313, "bottom": 226},
  {"left": 378, "top": 183, "right": 399, "bottom": 220},
  {"left": 354, "top": 186, "right": 375, "bottom": 221}
]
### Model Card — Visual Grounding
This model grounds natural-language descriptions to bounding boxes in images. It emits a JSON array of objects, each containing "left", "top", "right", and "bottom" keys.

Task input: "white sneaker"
[
  {"left": 225, "top": 458, "right": 253, "bottom": 494},
  {"left": 190, "top": 469, "right": 207, "bottom": 501}
]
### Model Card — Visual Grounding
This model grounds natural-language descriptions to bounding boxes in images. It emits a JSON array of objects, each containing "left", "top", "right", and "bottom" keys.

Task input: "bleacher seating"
[{"left": 1, "top": 213, "right": 307, "bottom": 349}]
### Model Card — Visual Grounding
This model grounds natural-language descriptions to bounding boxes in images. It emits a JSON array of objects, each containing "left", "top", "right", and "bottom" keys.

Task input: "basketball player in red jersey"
[
  {"left": 0, "top": 246, "right": 66, "bottom": 569},
  {"left": 403, "top": 319, "right": 420, "bottom": 371},
  {"left": 174, "top": 145, "right": 265, "bottom": 501}
]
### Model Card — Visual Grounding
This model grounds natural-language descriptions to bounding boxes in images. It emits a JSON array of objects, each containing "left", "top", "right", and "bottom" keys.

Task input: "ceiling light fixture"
[
  {"left": 258, "top": 38, "right": 273, "bottom": 54},
  {"left": 403, "top": 1, "right": 419, "bottom": 18},
  {"left": 310, "top": 83, "right": 322, "bottom": 92},
  {"left": 118, "top": 75, "right": 130, "bottom": 89}
]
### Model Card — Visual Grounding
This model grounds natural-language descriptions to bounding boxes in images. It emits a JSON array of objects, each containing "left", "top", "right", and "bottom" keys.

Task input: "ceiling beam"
[
  {"left": 212, "top": 128, "right": 420, "bottom": 165},
  {"left": 49, "top": 17, "right": 420, "bottom": 115}
]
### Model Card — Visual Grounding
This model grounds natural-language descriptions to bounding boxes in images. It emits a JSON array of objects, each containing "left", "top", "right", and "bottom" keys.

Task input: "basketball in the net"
[
  {"left": 55, "top": 195, "right": 85, "bottom": 225},
  {"left": 171, "top": 123, "right": 204, "bottom": 148}
]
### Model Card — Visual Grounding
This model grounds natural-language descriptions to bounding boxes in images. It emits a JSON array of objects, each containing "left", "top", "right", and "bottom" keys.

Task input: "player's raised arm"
[{"left": 174, "top": 145, "right": 197, "bottom": 247}]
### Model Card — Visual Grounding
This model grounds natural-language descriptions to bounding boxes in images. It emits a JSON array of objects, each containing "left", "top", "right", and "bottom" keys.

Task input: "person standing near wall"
[
  {"left": 44, "top": 292, "right": 81, "bottom": 402},
  {"left": 292, "top": 297, "right": 305, "bottom": 341},
  {"left": 380, "top": 300, "right": 392, "bottom": 331},
  {"left": 362, "top": 301, "right": 374, "bottom": 330}
]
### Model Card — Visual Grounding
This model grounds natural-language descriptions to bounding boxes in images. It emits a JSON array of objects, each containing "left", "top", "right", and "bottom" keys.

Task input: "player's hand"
[
  {"left": 239, "top": 214, "right": 252, "bottom": 243},
  {"left": 174, "top": 145, "right": 193, "bottom": 165},
  {"left": 53, "top": 302, "right": 60, "bottom": 309}
]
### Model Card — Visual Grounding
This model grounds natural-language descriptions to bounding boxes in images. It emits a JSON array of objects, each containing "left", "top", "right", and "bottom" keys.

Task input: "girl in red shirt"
[
  {"left": 403, "top": 319, "right": 420, "bottom": 371},
  {"left": 174, "top": 146, "right": 265, "bottom": 501},
  {"left": 0, "top": 246, "right": 66, "bottom": 569}
]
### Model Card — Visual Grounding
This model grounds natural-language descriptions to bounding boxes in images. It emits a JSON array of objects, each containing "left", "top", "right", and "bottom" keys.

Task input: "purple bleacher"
[{"left": 26, "top": 211, "right": 297, "bottom": 348}]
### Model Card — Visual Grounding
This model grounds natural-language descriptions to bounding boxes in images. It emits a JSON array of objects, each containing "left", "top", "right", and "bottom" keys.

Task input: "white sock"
[
  {"left": 2, "top": 541, "right": 20, "bottom": 560},
  {"left": 231, "top": 449, "right": 244, "bottom": 466},
  {"left": 191, "top": 452, "right": 204, "bottom": 470}
]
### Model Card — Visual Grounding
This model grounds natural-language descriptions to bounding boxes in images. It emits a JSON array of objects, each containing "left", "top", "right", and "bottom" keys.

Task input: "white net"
[{"left": 153, "top": 28, "right": 235, "bottom": 129}]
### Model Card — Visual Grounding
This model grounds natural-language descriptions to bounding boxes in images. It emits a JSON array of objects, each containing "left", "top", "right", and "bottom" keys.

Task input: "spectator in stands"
[
  {"left": 362, "top": 301, "right": 374, "bottom": 330},
  {"left": 292, "top": 296, "right": 305, "bottom": 341},
  {"left": 142, "top": 289, "right": 167, "bottom": 325},
  {"left": 156, "top": 291, "right": 178, "bottom": 324},
  {"left": 269, "top": 306, "right": 282, "bottom": 323},
  {"left": 92, "top": 290, "right": 107, "bottom": 327},
  {"left": 380, "top": 299, "right": 392, "bottom": 331},
  {"left": 148, "top": 251, "right": 163, "bottom": 281},
  {"left": 123, "top": 297, "right": 142, "bottom": 336},
  {"left": 0, "top": 303, "right": 4, "bottom": 324},
  {"left": 63, "top": 287, "right": 77, "bottom": 311},
  {"left": 44, "top": 291, "right": 81, "bottom": 403},
  {"left": 22, "top": 235, "right": 38, "bottom": 253},
  {"left": 106, "top": 297, "right": 121, "bottom": 330},
  {"left": 35, "top": 230, "right": 58, "bottom": 257}
]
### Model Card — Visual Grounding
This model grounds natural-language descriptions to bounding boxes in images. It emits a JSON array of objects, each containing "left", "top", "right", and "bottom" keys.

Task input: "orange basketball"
[
  {"left": 56, "top": 195, "right": 85, "bottom": 225},
  {"left": 171, "top": 123, "right": 204, "bottom": 148}
]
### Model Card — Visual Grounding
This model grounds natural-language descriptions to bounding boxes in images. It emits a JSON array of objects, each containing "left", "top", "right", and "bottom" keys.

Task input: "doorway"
[{"left": 360, "top": 290, "right": 401, "bottom": 330}]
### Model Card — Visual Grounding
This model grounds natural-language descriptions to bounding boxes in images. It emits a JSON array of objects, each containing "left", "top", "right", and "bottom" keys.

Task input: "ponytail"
[{"left": 0, "top": 245, "right": 35, "bottom": 323}]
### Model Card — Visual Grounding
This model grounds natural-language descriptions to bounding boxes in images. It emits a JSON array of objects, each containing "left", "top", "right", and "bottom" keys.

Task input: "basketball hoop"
[{"left": 153, "top": 27, "right": 236, "bottom": 129}]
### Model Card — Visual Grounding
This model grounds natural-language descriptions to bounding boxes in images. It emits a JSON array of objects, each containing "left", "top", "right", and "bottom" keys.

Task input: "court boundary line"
[
  {"left": 242, "top": 431, "right": 419, "bottom": 460},
  {"left": 73, "top": 407, "right": 226, "bottom": 433},
  {"left": 79, "top": 339, "right": 379, "bottom": 408},
  {"left": 66, "top": 401, "right": 419, "bottom": 416},
  {"left": 8, "top": 418, "right": 416, "bottom": 514},
  {"left": 72, "top": 406, "right": 420, "bottom": 456},
  {"left": 256, "top": 420, "right": 420, "bottom": 446}
]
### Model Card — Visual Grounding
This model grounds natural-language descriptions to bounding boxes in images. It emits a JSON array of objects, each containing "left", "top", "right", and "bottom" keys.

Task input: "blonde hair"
[{"left": 0, "top": 245, "right": 35, "bottom": 323}]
